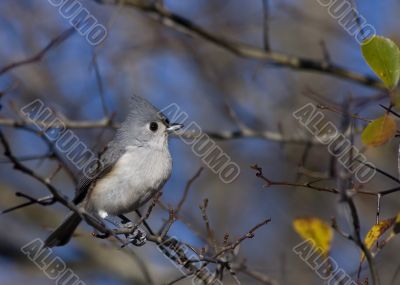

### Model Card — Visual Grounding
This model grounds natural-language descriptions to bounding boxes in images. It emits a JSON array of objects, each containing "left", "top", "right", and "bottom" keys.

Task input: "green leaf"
[
  {"left": 361, "top": 36, "right": 400, "bottom": 89},
  {"left": 361, "top": 115, "right": 397, "bottom": 147}
]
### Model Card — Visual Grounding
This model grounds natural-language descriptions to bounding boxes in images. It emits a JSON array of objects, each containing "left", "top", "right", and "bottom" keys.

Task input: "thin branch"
[
  {"left": 250, "top": 164, "right": 375, "bottom": 196},
  {"left": 213, "top": 218, "right": 271, "bottom": 259},
  {"left": 0, "top": 117, "right": 331, "bottom": 144},
  {"left": 0, "top": 130, "right": 79, "bottom": 212},
  {"left": 175, "top": 167, "right": 203, "bottom": 215},
  {"left": 93, "top": 0, "right": 384, "bottom": 89},
  {"left": 1, "top": 193, "right": 54, "bottom": 214},
  {"left": 232, "top": 263, "right": 279, "bottom": 285},
  {"left": 91, "top": 51, "right": 110, "bottom": 117},
  {"left": 199, "top": 198, "right": 217, "bottom": 251},
  {"left": 0, "top": 28, "right": 75, "bottom": 76},
  {"left": 0, "top": 117, "right": 115, "bottom": 129},
  {"left": 336, "top": 106, "right": 380, "bottom": 285},
  {"left": 262, "top": 0, "right": 271, "bottom": 51}
]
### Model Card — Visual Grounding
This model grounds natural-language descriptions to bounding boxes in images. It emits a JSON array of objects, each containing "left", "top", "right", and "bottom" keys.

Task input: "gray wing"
[{"left": 73, "top": 144, "right": 125, "bottom": 204}]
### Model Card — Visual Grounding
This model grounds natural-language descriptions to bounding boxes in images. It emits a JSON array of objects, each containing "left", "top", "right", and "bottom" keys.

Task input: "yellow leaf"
[
  {"left": 361, "top": 115, "right": 397, "bottom": 147},
  {"left": 393, "top": 213, "right": 400, "bottom": 234},
  {"left": 293, "top": 218, "right": 333, "bottom": 256},
  {"left": 361, "top": 218, "right": 395, "bottom": 261},
  {"left": 364, "top": 218, "right": 395, "bottom": 249},
  {"left": 393, "top": 91, "right": 400, "bottom": 110}
]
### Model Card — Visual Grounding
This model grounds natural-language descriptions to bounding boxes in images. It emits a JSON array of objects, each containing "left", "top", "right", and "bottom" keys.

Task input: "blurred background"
[{"left": 0, "top": 0, "right": 399, "bottom": 284}]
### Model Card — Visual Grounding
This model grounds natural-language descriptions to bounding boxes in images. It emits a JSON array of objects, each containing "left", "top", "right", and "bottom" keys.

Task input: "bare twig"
[
  {"left": 250, "top": 164, "right": 375, "bottom": 196},
  {"left": 0, "top": 28, "right": 75, "bottom": 76},
  {"left": 262, "top": 0, "right": 271, "bottom": 51},
  {"left": 0, "top": 130, "right": 78, "bottom": 212},
  {"left": 93, "top": 0, "right": 384, "bottom": 89},
  {"left": 175, "top": 167, "right": 203, "bottom": 215},
  {"left": 199, "top": 198, "right": 217, "bottom": 251},
  {"left": 213, "top": 218, "right": 271, "bottom": 259}
]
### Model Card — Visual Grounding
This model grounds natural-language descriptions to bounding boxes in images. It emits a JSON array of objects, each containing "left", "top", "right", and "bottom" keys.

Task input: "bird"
[{"left": 44, "top": 95, "right": 183, "bottom": 247}]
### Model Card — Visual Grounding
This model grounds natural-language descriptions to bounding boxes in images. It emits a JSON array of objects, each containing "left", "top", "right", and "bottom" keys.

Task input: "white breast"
[{"left": 87, "top": 145, "right": 172, "bottom": 217}]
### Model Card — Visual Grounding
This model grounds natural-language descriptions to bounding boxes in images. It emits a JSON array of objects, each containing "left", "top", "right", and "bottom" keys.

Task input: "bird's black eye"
[
  {"left": 165, "top": 118, "right": 170, "bottom": 125},
  {"left": 149, "top": 122, "right": 158, "bottom": 132}
]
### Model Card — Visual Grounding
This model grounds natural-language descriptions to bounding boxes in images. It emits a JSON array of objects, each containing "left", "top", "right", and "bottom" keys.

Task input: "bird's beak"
[{"left": 166, "top": 123, "right": 184, "bottom": 134}]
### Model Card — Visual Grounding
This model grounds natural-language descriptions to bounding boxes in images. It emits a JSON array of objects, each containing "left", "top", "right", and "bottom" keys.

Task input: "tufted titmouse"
[{"left": 45, "top": 95, "right": 183, "bottom": 247}]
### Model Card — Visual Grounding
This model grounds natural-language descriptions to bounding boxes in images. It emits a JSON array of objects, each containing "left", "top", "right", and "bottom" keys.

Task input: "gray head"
[{"left": 114, "top": 95, "right": 182, "bottom": 150}]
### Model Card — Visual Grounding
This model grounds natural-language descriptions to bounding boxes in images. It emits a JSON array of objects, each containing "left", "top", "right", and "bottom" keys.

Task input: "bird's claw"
[
  {"left": 127, "top": 227, "right": 147, "bottom": 246},
  {"left": 119, "top": 223, "right": 147, "bottom": 247}
]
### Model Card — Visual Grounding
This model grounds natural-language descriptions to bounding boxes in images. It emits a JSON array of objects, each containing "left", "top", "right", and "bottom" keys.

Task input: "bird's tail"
[{"left": 44, "top": 212, "right": 82, "bottom": 247}]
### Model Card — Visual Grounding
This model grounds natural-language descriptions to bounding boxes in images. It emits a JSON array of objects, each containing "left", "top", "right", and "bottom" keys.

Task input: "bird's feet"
[{"left": 120, "top": 221, "right": 147, "bottom": 247}]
